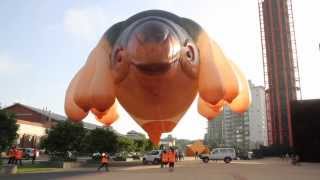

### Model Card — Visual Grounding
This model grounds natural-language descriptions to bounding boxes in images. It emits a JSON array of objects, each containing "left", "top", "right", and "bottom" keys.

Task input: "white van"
[
  {"left": 142, "top": 150, "right": 162, "bottom": 164},
  {"left": 201, "top": 148, "right": 236, "bottom": 163}
]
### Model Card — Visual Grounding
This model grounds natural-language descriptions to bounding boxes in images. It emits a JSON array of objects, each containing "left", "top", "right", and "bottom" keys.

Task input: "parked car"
[
  {"left": 18, "top": 148, "right": 39, "bottom": 159},
  {"left": 111, "top": 152, "right": 127, "bottom": 161},
  {"left": 142, "top": 150, "right": 162, "bottom": 165},
  {"left": 128, "top": 152, "right": 141, "bottom": 160},
  {"left": 200, "top": 148, "right": 236, "bottom": 163}
]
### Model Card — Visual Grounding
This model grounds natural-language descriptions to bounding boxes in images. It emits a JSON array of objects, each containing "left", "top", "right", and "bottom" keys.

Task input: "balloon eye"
[
  {"left": 113, "top": 47, "right": 124, "bottom": 64},
  {"left": 185, "top": 45, "right": 195, "bottom": 61},
  {"left": 186, "top": 51, "right": 192, "bottom": 59}
]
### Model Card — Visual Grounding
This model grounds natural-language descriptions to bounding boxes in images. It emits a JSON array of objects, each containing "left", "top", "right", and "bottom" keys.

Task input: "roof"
[
  {"left": 23, "top": 104, "right": 67, "bottom": 121},
  {"left": 3, "top": 103, "right": 102, "bottom": 130}
]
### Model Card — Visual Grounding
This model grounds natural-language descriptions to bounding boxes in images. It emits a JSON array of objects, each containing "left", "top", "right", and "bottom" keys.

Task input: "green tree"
[
  {"left": 0, "top": 110, "right": 18, "bottom": 152},
  {"left": 84, "top": 128, "right": 118, "bottom": 154},
  {"left": 144, "top": 139, "right": 157, "bottom": 152},
  {"left": 44, "top": 121, "right": 86, "bottom": 160},
  {"left": 133, "top": 139, "right": 145, "bottom": 152},
  {"left": 118, "top": 136, "right": 136, "bottom": 153}
]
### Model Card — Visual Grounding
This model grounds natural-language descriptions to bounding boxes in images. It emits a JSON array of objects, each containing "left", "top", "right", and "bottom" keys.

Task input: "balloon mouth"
[{"left": 133, "top": 60, "right": 177, "bottom": 75}]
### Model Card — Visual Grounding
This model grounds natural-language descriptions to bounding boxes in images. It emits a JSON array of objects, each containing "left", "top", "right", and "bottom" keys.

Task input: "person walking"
[
  {"left": 7, "top": 146, "right": 15, "bottom": 164},
  {"left": 97, "top": 153, "right": 109, "bottom": 172},
  {"left": 291, "top": 154, "right": 301, "bottom": 166},
  {"left": 178, "top": 151, "right": 183, "bottom": 161},
  {"left": 160, "top": 150, "right": 168, "bottom": 168},
  {"left": 195, "top": 151, "right": 199, "bottom": 160},
  {"left": 14, "top": 148, "right": 23, "bottom": 166},
  {"left": 168, "top": 147, "right": 176, "bottom": 172}
]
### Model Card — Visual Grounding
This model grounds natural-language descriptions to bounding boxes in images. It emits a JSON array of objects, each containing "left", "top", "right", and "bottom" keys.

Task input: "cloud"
[
  {"left": 63, "top": 7, "right": 118, "bottom": 43},
  {"left": 0, "top": 52, "right": 32, "bottom": 75}
]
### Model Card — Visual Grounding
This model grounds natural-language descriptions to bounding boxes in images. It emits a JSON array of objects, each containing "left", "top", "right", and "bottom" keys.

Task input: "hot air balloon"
[{"left": 65, "top": 10, "right": 251, "bottom": 144}]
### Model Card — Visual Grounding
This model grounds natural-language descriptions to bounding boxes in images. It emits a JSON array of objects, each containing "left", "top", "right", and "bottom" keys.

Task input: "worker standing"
[
  {"left": 160, "top": 150, "right": 168, "bottom": 168},
  {"left": 14, "top": 148, "right": 23, "bottom": 166},
  {"left": 97, "top": 152, "right": 109, "bottom": 172},
  {"left": 7, "top": 146, "right": 15, "bottom": 164},
  {"left": 168, "top": 147, "right": 176, "bottom": 172}
]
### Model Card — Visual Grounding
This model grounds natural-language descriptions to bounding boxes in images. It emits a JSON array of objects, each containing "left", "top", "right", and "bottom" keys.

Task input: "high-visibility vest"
[
  {"left": 168, "top": 151, "right": 176, "bottom": 163},
  {"left": 15, "top": 150, "right": 23, "bottom": 159},
  {"left": 101, "top": 156, "right": 108, "bottom": 163},
  {"left": 161, "top": 153, "right": 168, "bottom": 162}
]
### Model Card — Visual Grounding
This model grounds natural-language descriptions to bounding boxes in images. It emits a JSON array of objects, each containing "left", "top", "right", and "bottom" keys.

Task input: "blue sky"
[{"left": 1, "top": 0, "right": 319, "bottom": 140}]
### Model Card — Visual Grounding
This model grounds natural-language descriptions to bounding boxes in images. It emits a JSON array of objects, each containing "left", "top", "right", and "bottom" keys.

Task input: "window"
[{"left": 151, "top": 151, "right": 159, "bottom": 155}]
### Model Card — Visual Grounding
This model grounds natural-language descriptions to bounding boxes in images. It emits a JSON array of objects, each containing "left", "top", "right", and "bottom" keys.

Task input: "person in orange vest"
[
  {"left": 14, "top": 148, "right": 23, "bottom": 166},
  {"left": 168, "top": 147, "right": 176, "bottom": 172},
  {"left": 160, "top": 150, "right": 168, "bottom": 168},
  {"left": 7, "top": 146, "right": 16, "bottom": 164},
  {"left": 97, "top": 152, "right": 109, "bottom": 171}
]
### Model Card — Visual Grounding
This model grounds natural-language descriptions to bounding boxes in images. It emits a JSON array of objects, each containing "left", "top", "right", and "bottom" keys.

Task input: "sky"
[{"left": 0, "top": 0, "right": 319, "bottom": 140}]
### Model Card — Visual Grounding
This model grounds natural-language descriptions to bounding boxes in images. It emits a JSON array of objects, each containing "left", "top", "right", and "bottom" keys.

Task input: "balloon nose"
[
  {"left": 126, "top": 20, "right": 181, "bottom": 66},
  {"left": 135, "top": 21, "right": 170, "bottom": 43}
]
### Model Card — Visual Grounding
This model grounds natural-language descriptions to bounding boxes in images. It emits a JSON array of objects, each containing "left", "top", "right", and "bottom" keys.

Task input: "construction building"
[{"left": 258, "top": 0, "right": 301, "bottom": 147}]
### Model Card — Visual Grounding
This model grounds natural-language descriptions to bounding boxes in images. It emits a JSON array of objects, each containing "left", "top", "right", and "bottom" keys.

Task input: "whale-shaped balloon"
[{"left": 65, "top": 10, "right": 251, "bottom": 144}]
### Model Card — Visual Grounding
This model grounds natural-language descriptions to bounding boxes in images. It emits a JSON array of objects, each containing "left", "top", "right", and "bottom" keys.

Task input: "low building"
[
  {"left": 3, "top": 103, "right": 102, "bottom": 148},
  {"left": 160, "top": 135, "right": 176, "bottom": 148},
  {"left": 291, "top": 99, "right": 320, "bottom": 162},
  {"left": 126, "top": 130, "right": 146, "bottom": 140}
]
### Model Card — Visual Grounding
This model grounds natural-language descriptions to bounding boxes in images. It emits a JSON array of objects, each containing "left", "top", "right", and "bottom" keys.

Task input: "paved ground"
[{"left": 2, "top": 158, "right": 320, "bottom": 180}]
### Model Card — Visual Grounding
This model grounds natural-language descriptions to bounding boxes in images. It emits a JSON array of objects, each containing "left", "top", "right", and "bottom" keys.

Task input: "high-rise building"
[
  {"left": 258, "top": 0, "right": 301, "bottom": 146},
  {"left": 207, "top": 81, "right": 267, "bottom": 153},
  {"left": 248, "top": 82, "right": 268, "bottom": 148}
]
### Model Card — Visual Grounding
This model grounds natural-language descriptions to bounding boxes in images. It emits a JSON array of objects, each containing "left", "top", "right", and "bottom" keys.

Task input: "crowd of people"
[
  {"left": 281, "top": 153, "right": 301, "bottom": 166},
  {"left": 159, "top": 147, "right": 184, "bottom": 172},
  {"left": 159, "top": 147, "right": 174, "bottom": 171},
  {"left": 97, "top": 147, "right": 183, "bottom": 173},
  {"left": 7, "top": 145, "right": 37, "bottom": 166},
  {"left": 7, "top": 146, "right": 23, "bottom": 166}
]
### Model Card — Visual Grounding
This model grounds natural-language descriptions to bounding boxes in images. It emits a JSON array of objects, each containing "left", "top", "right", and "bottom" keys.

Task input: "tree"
[
  {"left": 118, "top": 136, "right": 136, "bottom": 153},
  {"left": 44, "top": 121, "right": 86, "bottom": 160},
  {"left": 144, "top": 139, "right": 157, "bottom": 152},
  {"left": 84, "top": 128, "right": 118, "bottom": 154},
  {"left": 0, "top": 110, "right": 18, "bottom": 152},
  {"left": 132, "top": 139, "right": 144, "bottom": 152}
]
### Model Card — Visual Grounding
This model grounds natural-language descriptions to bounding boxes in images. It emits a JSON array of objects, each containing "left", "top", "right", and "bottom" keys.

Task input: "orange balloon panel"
[
  {"left": 197, "top": 32, "right": 224, "bottom": 105},
  {"left": 142, "top": 121, "right": 176, "bottom": 145},
  {"left": 73, "top": 39, "right": 115, "bottom": 113},
  {"left": 91, "top": 102, "right": 118, "bottom": 126},
  {"left": 64, "top": 69, "right": 88, "bottom": 122},
  {"left": 226, "top": 60, "right": 252, "bottom": 113},
  {"left": 209, "top": 40, "right": 240, "bottom": 103},
  {"left": 131, "top": 113, "right": 184, "bottom": 144},
  {"left": 198, "top": 98, "right": 223, "bottom": 120}
]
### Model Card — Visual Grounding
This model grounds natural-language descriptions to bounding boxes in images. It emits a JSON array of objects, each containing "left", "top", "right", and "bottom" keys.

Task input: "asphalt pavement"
[{"left": 2, "top": 158, "right": 320, "bottom": 180}]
